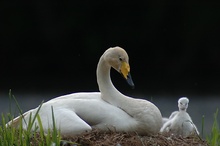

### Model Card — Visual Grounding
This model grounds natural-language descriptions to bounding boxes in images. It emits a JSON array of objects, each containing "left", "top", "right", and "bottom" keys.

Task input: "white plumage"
[
  {"left": 160, "top": 97, "right": 199, "bottom": 137},
  {"left": 7, "top": 47, "right": 162, "bottom": 136}
]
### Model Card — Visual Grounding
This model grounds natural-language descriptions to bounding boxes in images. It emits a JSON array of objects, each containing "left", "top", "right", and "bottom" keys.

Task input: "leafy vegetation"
[
  {"left": 0, "top": 91, "right": 62, "bottom": 146},
  {"left": 207, "top": 109, "right": 220, "bottom": 146}
]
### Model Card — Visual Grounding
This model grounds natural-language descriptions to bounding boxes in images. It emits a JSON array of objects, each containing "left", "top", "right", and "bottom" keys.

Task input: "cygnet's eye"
[
  {"left": 180, "top": 102, "right": 183, "bottom": 105},
  {"left": 119, "top": 57, "right": 123, "bottom": 61}
]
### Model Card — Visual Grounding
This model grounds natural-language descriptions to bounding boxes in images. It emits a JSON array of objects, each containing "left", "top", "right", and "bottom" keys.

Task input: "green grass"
[
  {"left": 0, "top": 113, "right": 62, "bottom": 146},
  {"left": 0, "top": 91, "right": 63, "bottom": 146},
  {"left": 206, "top": 109, "right": 220, "bottom": 146}
]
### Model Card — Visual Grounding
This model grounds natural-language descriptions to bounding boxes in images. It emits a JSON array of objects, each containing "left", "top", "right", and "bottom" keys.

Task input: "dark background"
[{"left": 1, "top": 1, "right": 220, "bottom": 99}]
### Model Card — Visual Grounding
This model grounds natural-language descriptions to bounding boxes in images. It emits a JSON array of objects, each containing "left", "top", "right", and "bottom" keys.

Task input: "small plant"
[
  {"left": 207, "top": 108, "right": 220, "bottom": 146},
  {"left": 201, "top": 115, "right": 205, "bottom": 138},
  {"left": 0, "top": 91, "right": 62, "bottom": 146}
]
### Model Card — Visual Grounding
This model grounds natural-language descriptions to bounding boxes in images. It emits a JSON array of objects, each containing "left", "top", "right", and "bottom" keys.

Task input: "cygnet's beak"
[
  {"left": 180, "top": 107, "right": 186, "bottom": 110},
  {"left": 120, "top": 62, "right": 135, "bottom": 89}
]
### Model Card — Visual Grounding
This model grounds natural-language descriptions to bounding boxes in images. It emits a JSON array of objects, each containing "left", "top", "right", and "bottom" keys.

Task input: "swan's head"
[
  {"left": 104, "top": 47, "right": 135, "bottom": 88},
  {"left": 178, "top": 97, "right": 189, "bottom": 111}
]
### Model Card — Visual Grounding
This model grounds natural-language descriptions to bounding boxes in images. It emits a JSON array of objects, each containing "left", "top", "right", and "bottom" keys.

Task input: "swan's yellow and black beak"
[{"left": 120, "top": 62, "right": 135, "bottom": 89}]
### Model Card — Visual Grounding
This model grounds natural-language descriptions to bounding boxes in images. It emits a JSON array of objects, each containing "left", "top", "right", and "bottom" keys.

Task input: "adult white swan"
[
  {"left": 160, "top": 97, "right": 199, "bottom": 137},
  {"left": 7, "top": 47, "right": 162, "bottom": 136}
]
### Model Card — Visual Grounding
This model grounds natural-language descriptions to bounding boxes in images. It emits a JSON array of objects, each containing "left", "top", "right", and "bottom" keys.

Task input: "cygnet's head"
[
  {"left": 103, "top": 47, "right": 134, "bottom": 88},
  {"left": 178, "top": 97, "right": 189, "bottom": 111}
]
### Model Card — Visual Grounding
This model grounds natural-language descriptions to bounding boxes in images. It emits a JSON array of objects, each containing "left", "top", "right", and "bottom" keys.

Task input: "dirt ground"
[{"left": 61, "top": 129, "right": 208, "bottom": 146}]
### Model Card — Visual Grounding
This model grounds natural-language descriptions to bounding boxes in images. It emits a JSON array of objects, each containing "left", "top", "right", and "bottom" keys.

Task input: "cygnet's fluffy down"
[
  {"left": 162, "top": 111, "right": 179, "bottom": 124},
  {"left": 160, "top": 97, "right": 199, "bottom": 137}
]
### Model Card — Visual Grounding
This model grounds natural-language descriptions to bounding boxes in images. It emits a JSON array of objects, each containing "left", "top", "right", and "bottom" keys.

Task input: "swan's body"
[
  {"left": 160, "top": 97, "right": 199, "bottom": 137},
  {"left": 7, "top": 47, "right": 162, "bottom": 136}
]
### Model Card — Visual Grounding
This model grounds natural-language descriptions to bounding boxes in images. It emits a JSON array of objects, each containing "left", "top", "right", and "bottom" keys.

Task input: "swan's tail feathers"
[{"left": 6, "top": 111, "right": 29, "bottom": 128}]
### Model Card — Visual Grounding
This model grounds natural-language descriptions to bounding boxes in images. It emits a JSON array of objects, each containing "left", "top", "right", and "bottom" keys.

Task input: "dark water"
[{"left": 0, "top": 93, "right": 219, "bottom": 137}]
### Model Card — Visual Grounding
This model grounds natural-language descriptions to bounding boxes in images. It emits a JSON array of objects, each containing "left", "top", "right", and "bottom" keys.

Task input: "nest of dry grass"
[{"left": 61, "top": 129, "right": 208, "bottom": 146}]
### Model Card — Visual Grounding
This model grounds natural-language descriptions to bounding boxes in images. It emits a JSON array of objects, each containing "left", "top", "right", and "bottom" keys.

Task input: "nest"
[{"left": 61, "top": 129, "right": 208, "bottom": 146}]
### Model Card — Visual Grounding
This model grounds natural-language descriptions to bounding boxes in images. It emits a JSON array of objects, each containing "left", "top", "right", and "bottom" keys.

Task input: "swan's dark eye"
[{"left": 119, "top": 57, "right": 123, "bottom": 61}]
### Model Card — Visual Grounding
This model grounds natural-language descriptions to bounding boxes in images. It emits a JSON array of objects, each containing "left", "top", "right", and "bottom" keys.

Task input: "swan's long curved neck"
[{"left": 97, "top": 56, "right": 125, "bottom": 106}]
